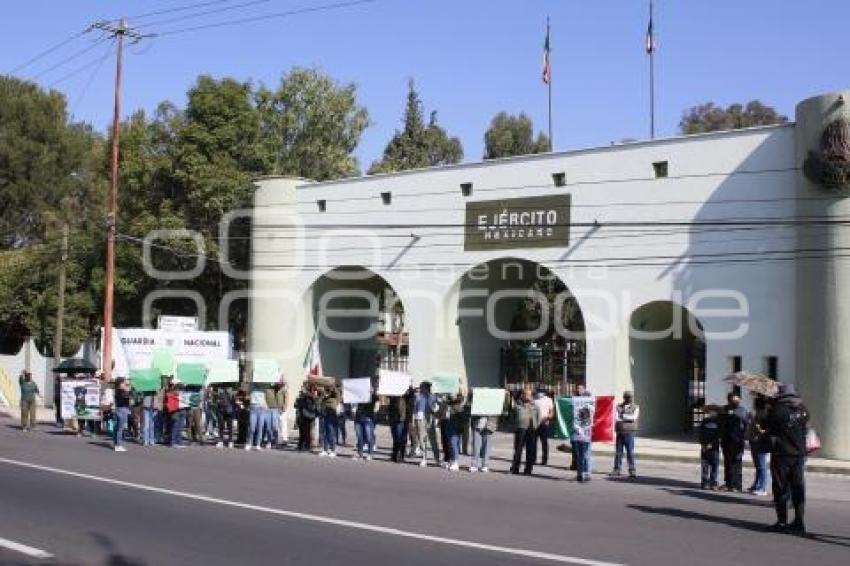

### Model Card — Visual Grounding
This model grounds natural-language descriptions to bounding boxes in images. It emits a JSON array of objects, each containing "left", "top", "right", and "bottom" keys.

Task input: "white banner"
[
  {"left": 377, "top": 369, "right": 412, "bottom": 396},
  {"left": 105, "top": 328, "right": 231, "bottom": 378},
  {"left": 60, "top": 380, "right": 101, "bottom": 420},
  {"left": 342, "top": 378, "right": 372, "bottom": 404}
]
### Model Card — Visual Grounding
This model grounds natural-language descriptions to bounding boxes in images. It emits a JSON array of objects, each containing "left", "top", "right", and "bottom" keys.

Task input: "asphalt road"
[{"left": 1, "top": 417, "right": 849, "bottom": 566}]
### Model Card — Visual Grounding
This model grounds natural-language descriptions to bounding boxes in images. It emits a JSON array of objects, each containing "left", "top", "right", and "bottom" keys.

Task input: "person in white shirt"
[{"left": 533, "top": 388, "right": 555, "bottom": 466}]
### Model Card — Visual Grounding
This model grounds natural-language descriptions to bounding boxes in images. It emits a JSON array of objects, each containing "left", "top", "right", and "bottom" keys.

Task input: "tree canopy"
[
  {"left": 368, "top": 80, "right": 462, "bottom": 174},
  {"left": 483, "top": 112, "right": 550, "bottom": 159},
  {"left": 679, "top": 100, "right": 788, "bottom": 135}
]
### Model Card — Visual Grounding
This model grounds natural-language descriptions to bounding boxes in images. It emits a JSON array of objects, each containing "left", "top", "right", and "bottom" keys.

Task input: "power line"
[
  {"left": 138, "top": 0, "right": 272, "bottom": 29},
  {"left": 150, "top": 0, "right": 378, "bottom": 37},
  {"left": 71, "top": 43, "right": 114, "bottom": 114},
  {"left": 47, "top": 42, "right": 114, "bottom": 88},
  {"left": 30, "top": 36, "right": 110, "bottom": 81},
  {"left": 130, "top": 0, "right": 241, "bottom": 20},
  {"left": 7, "top": 29, "right": 90, "bottom": 74}
]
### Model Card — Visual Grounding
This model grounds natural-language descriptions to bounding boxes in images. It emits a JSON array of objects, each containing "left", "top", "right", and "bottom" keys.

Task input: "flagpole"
[
  {"left": 649, "top": 0, "right": 655, "bottom": 139},
  {"left": 547, "top": 16, "right": 553, "bottom": 150}
]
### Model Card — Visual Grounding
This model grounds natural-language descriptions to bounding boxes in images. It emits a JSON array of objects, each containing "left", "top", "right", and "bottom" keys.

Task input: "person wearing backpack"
[
  {"left": 720, "top": 392, "right": 750, "bottom": 492},
  {"left": 765, "top": 383, "right": 810, "bottom": 534}
]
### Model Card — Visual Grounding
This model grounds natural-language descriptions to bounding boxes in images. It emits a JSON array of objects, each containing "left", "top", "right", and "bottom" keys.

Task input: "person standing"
[
  {"left": 165, "top": 381, "right": 186, "bottom": 448},
  {"left": 319, "top": 384, "right": 340, "bottom": 457},
  {"left": 188, "top": 386, "right": 205, "bottom": 446},
  {"left": 699, "top": 405, "right": 722, "bottom": 490},
  {"left": 534, "top": 388, "right": 554, "bottom": 466},
  {"left": 765, "top": 384, "right": 809, "bottom": 534},
  {"left": 215, "top": 386, "right": 236, "bottom": 448},
  {"left": 247, "top": 384, "right": 268, "bottom": 451},
  {"left": 388, "top": 389, "right": 409, "bottom": 463},
  {"left": 112, "top": 378, "right": 131, "bottom": 452},
  {"left": 18, "top": 371, "right": 40, "bottom": 431},
  {"left": 266, "top": 379, "right": 287, "bottom": 448},
  {"left": 295, "top": 385, "right": 319, "bottom": 452},
  {"left": 415, "top": 382, "right": 441, "bottom": 467},
  {"left": 354, "top": 390, "right": 378, "bottom": 461},
  {"left": 141, "top": 386, "right": 162, "bottom": 446},
  {"left": 570, "top": 384, "right": 586, "bottom": 470},
  {"left": 747, "top": 395, "right": 771, "bottom": 496},
  {"left": 573, "top": 390, "right": 595, "bottom": 483},
  {"left": 446, "top": 389, "right": 466, "bottom": 471},
  {"left": 470, "top": 414, "right": 498, "bottom": 473},
  {"left": 720, "top": 392, "right": 750, "bottom": 492},
  {"left": 510, "top": 387, "right": 540, "bottom": 476},
  {"left": 611, "top": 390, "right": 639, "bottom": 479}
]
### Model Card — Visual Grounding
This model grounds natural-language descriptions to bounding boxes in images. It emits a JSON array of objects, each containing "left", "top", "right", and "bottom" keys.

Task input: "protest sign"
[
  {"left": 129, "top": 368, "right": 161, "bottom": 393},
  {"left": 431, "top": 373, "right": 460, "bottom": 395},
  {"left": 151, "top": 348, "right": 175, "bottom": 377},
  {"left": 60, "top": 380, "right": 101, "bottom": 420},
  {"left": 207, "top": 360, "right": 239, "bottom": 384},
  {"left": 106, "top": 327, "right": 231, "bottom": 377},
  {"left": 175, "top": 363, "right": 206, "bottom": 386},
  {"left": 252, "top": 358, "right": 280, "bottom": 383},
  {"left": 471, "top": 388, "right": 506, "bottom": 416},
  {"left": 377, "top": 369, "right": 412, "bottom": 396},
  {"left": 342, "top": 378, "right": 371, "bottom": 404}
]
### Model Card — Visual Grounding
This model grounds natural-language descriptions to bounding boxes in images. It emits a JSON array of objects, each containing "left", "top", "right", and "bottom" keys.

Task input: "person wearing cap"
[
  {"left": 720, "top": 391, "right": 751, "bottom": 492},
  {"left": 611, "top": 390, "right": 639, "bottom": 478},
  {"left": 765, "top": 383, "right": 810, "bottom": 534}
]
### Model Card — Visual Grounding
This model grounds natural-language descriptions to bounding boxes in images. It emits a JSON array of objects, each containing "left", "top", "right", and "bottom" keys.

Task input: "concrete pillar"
[
  {"left": 795, "top": 91, "right": 850, "bottom": 459},
  {"left": 249, "top": 177, "right": 313, "bottom": 409}
]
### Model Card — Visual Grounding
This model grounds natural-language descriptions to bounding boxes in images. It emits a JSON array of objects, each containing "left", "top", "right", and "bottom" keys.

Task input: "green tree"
[
  {"left": 256, "top": 68, "right": 369, "bottom": 181},
  {"left": 483, "top": 112, "right": 550, "bottom": 159},
  {"left": 679, "top": 100, "right": 788, "bottom": 135},
  {"left": 368, "top": 80, "right": 463, "bottom": 174}
]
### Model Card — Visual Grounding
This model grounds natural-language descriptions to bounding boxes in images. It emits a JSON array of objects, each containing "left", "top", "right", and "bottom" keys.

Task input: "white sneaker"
[
  {"left": 414, "top": 448, "right": 423, "bottom": 457},
  {"left": 228, "top": 442, "right": 234, "bottom": 449},
  {"left": 254, "top": 445, "right": 263, "bottom": 451},
  {"left": 469, "top": 466, "right": 478, "bottom": 473},
  {"left": 481, "top": 467, "right": 490, "bottom": 473},
  {"left": 215, "top": 441, "right": 224, "bottom": 449},
  {"left": 449, "top": 462, "right": 459, "bottom": 471},
  {"left": 114, "top": 446, "right": 127, "bottom": 452},
  {"left": 264, "top": 443, "right": 272, "bottom": 450},
  {"left": 328, "top": 451, "right": 336, "bottom": 458},
  {"left": 365, "top": 454, "right": 372, "bottom": 461},
  {"left": 420, "top": 460, "right": 428, "bottom": 467},
  {"left": 319, "top": 450, "right": 328, "bottom": 457},
  {"left": 244, "top": 444, "right": 252, "bottom": 451}
]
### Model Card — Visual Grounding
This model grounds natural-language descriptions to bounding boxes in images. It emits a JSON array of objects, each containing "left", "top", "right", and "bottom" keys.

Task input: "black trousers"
[
  {"left": 772, "top": 456, "right": 806, "bottom": 525},
  {"left": 217, "top": 412, "right": 234, "bottom": 444},
  {"left": 440, "top": 419, "right": 451, "bottom": 462},
  {"left": 511, "top": 427, "right": 537, "bottom": 475},
  {"left": 537, "top": 423, "right": 550, "bottom": 465},
  {"left": 298, "top": 418, "right": 314, "bottom": 451},
  {"left": 721, "top": 440, "right": 744, "bottom": 490}
]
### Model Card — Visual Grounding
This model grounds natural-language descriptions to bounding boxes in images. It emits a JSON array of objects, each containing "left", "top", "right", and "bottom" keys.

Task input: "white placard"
[
  {"left": 105, "top": 328, "right": 231, "bottom": 378},
  {"left": 377, "top": 369, "right": 412, "bottom": 396},
  {"left": 207, "top": 360, "right": 239, "bottom": 384},
  {"left": 342, "top": 378, "right": 372, "bottom": 404}
]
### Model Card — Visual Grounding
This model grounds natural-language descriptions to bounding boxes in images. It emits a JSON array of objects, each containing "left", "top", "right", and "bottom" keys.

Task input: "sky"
[{"left": 2, "top": 0, "right": 849, "bottom": 171}]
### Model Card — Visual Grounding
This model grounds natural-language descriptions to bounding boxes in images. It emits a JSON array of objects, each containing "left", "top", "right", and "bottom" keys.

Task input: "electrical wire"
[
  {"left": 47, "top": 42, "right": 114, "bottom": 89},
  {"left": 129, "top": 0, "right": 242, "bottom": 20},
  {"left": 7, "top": 29, "right": 90, "bottom": 74},
  {"left": 30, "top": 36, "right": 110, "bottom": 81},
  {"left": 137, "top": 0, "right": 272, "bottom": 29},
  {"left": 70, "top": 43, "right": 114, "bottom": 114}
]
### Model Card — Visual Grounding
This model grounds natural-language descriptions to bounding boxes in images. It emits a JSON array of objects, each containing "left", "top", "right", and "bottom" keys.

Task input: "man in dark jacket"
[
  {"left": 765, "top": 384, "right": 809, "bottom": 534},
  {"left": 388, "top": 390, "right": 409, "bottom": 463},
  {"left": 720, "top": 393, "right": 750, "bottom": 492}
]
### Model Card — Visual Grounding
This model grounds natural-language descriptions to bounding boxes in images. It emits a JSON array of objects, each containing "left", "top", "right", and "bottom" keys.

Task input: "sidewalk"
[{"left": 7, "top": 405, "right": 850, "bottom": 475}]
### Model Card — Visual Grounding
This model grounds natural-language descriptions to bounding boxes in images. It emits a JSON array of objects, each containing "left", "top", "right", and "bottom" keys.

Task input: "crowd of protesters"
[{"left": 20, "top": 370, "right": 813, "bottom": 534}]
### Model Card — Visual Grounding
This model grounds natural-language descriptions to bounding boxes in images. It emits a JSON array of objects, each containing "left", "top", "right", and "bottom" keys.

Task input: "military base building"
[{"left": 248, "top": 91, "right": 850, "bottom": 459}]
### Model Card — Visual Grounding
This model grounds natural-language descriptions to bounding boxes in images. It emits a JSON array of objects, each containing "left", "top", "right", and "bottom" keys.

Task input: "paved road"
[{"left": 1, "top": 418, "right": 849, "bottom": 566}]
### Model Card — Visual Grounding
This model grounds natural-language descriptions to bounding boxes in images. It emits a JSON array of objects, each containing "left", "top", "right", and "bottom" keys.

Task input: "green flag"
[
  {"left": 554, "top": 396, "right": 595, "bottom": 441},
  {"left": 176, "top": 363, "right": 206, "bottom": 386},
  {"left": 129, "top": 368, "right": 161, "bottom": 393}
]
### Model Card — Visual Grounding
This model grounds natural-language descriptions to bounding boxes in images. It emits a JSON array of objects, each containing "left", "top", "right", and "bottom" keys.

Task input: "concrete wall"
[
  {"left": 250, "top": 122, "right": 805, "bottom": 438},
  {"left": 0, "top": 339, "right": 88, "bottom": 407}
]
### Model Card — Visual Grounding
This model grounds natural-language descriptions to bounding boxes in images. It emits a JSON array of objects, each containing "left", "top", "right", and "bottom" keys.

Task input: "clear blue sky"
[{"left": 2, "top": 0, "right": 848, "bottom": 170}]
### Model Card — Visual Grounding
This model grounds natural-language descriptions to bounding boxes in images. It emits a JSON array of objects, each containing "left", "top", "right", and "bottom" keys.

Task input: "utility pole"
[
  {"left": 647, "top": 0, "right": 656, "bottom": 139},
  {"left": 91, "top": 19, "right": 144, "bottom": 380},
  {"left": 52, "top": 222, "right": 69, "bottom": 372}
]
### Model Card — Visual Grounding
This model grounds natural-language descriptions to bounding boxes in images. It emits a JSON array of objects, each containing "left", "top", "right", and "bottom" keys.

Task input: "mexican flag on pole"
[{"left": 554, "top": 395, "right": 615, "bottom": 442}]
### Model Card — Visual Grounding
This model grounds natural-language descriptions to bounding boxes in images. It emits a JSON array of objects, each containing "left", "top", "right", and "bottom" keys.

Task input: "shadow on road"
[
  {"left": 627, "top": 504, "right": 850, "bottom": 548},
  {"left": 90, "top": 532, "right": 147, "bottom": 566},
  {"left": 604, "top": 474, "right": 696, "bottom": 489},
  {"left": 659, "top": 487, "right": 774, "bottom": 507}
]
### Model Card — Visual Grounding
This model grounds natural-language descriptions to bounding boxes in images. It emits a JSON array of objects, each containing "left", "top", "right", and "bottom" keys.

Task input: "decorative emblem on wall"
[{"left": 803, "top": 118, "right": 850, "bottom": 191}]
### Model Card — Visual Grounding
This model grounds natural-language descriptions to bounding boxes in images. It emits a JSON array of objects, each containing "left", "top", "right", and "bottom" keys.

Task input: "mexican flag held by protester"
[{"left": 554, "top": 396, "right": 615, "bottom": 442}]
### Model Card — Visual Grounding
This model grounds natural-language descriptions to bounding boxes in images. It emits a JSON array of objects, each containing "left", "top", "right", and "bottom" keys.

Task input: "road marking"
[
  {"left": 0, "top": 457, "right": 623, "bottom": 566},
  {"left": 0, "top": 536, "right": 53, "bottom": 560}
]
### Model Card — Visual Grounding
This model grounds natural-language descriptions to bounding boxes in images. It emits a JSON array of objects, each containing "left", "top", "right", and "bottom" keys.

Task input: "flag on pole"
[
  {"left": 303, "top": 331, "right": 322, "bottom": 377},
  {"left": 645, "top": 7, "right": 656, "bottom": 54},
  {"left": 542, "top": 22, "right": 551, "bottom": 85}
]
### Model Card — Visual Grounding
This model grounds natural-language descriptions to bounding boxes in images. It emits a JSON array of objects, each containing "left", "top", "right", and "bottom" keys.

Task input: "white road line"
[
  {"left": 0, "top": 536, "right": 53, "bottom": 560},
  {"left": 0, "top": 457, "right": 624, "bottom": 566}
]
